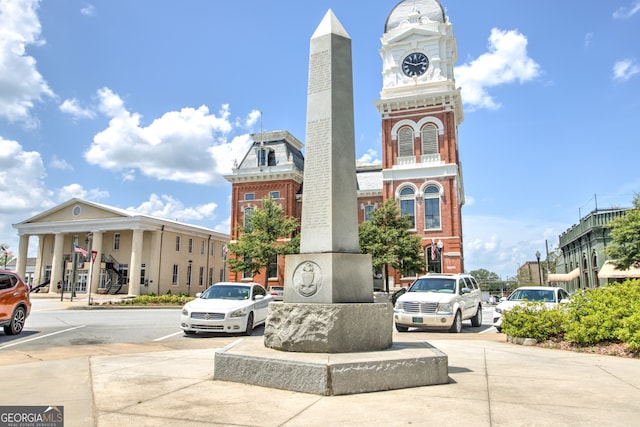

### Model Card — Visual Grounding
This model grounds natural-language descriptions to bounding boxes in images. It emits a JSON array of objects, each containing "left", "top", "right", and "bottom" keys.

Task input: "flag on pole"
[
  {"left": 222, "top": 244, "right": 228, "bottom": 258},
  {"left": 74, "top": 244, "right": 88, "bottom": 257},
  {"left": 431, "top": 239, "right": 436, "bottom": 261}
]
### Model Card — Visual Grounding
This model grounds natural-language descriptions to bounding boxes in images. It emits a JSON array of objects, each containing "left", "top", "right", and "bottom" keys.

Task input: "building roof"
[
  {"left": 13, "top": 198, "right": 229, "bottom": 239},
  {"left": 356, "top": 164, "right": 383, "bottom": 192},
  {"left": 385, "top": 0, "right": 446, "bottom": 33}
]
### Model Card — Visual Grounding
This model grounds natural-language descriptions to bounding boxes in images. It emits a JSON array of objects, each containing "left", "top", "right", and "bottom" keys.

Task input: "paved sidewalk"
[{"left": 5, "top": 293, "right": 640, "bottom": 426}]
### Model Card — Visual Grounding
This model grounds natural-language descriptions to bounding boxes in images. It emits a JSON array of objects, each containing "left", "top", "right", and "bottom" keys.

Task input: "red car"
[{"left": 0, "top": 269, "right": 32, "bottom": 335}]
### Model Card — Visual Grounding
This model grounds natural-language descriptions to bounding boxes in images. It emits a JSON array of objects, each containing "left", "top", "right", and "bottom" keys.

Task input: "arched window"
[
  {"left": 423, "top": 185, "right": 441, "bottom": 229},
  {"left": 421, "top": 124, "right": 438, "bottom": 155},
  {"left": 398, "top": 126, "right": 414, "bottom": 158},
  {"left": 399, "top": 187, "right": 416, "bottom": 229}
]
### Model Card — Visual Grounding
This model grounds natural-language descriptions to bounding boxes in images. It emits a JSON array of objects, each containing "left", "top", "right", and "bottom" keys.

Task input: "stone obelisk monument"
[
  {"left": 263, "top": 10, "right": 392, "bottom": 353},
  {"left": 213, "top": 10, "right": 448, "bottom": 395}
]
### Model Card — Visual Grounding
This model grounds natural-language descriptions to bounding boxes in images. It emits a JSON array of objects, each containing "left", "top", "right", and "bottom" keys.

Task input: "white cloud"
[
  {"left": 128, "top": 194, "right": 218, "bottom": 222},
  {"left": 584, "top": 32, "right": 594, "bottom": 49},
  {"left": 49, "top": 156, "right": 73, "bottom": 171},
  {"left": 60, "top": 98, "right": 96, "bottom": 120},
  {"left": 0, "top": 137, "right": 54, "bottom": 253},
  {"left": 357, "top": 148, "right": 382, "bottom": 164},
  {"left": 246, "top": 109, "right": 261, "bottom": 128},
  {"left": 86, "top": 87, "right": 253, "bottom": 185},
  {"left": 0, "top": 0, "right": 54, "bottom": 125},
  {"left": 80, "top": 3, "right": 96, "bottom": 16},
  {"left": 455, "top": 28, "right": 540, "bottom": 110},
  {"left": 613, "top": 59, "right": 640, "bottom": 81},
  {"left": 613, "top": 1, "right": 640, "bottom": 19},
  {"left": 462, "top": 214, "right": 563, "bottom": 279},
  {"left": 56, "top": 183, "right": 108, "bottom": 202}
]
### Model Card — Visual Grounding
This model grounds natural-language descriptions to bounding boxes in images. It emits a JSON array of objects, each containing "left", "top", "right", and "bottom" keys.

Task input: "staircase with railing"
[{"left": 103, "top": 254, "right": 127, "bottom": 294}]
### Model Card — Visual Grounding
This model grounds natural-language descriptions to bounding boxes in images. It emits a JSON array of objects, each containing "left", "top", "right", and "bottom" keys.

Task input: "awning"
[
  {"left": 548, "top": 268, "right": 580, "bottom": 282},
  {"left": 598, "top": 261, "right": 640, "bottom": 279}
]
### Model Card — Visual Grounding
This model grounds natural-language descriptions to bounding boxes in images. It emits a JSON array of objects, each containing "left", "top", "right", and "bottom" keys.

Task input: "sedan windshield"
[
  {"left": 409, "top": 278, "right": 456, "bottom": 293},
  {"left": 201, "top": 285, "right": 250, "bottom": 300},
  {"left": 509, "top": 289, "right": 556, "bottom": 303}
]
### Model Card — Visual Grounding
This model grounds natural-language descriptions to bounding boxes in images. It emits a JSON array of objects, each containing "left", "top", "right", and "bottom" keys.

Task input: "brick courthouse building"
[{"left": 225, "top": 0, "right": 466, "bottom": 289}]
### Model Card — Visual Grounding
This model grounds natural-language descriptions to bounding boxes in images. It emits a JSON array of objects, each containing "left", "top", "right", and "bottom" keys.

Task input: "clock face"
[{"left": 402, "top": 52, "right": 429, "bottom": 77}]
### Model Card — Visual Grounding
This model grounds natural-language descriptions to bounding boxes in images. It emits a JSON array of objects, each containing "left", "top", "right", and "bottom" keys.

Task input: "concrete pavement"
[{"left": 3, "top": 294, "right": 640, "bottom": 426}]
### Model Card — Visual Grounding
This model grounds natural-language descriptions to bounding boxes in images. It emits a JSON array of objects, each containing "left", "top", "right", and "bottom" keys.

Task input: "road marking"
[
  {"left": 153, "top": 331, "right": 185, "bottom": 341},
  {"left": 0, "top": 325, "right": 86, "bottom": 349}
]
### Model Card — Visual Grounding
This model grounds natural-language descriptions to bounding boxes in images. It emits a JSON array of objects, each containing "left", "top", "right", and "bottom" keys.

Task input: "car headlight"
[
  {"left": 437, "top": 302, "right": 452, "bottom": 312},
  {"left": 394, "top": 302, "right": 403, "bottom": 311},
  {"left": 495, "top": 307, "right": 502, "bottom": 314},
  {"left": 230, "top": 308, "right": 247, "bottom": 318},
  {"left": 182, "top": 308, "right": 189, "bottom": 316}
]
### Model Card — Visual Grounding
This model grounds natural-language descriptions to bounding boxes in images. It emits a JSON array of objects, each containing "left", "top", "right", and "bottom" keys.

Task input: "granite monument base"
[
  {"left": 264, "top": 302, "right": 392, "bottom": 353},
  {"left": 213, "top": 337, "right": 449, "bottom": 396}
]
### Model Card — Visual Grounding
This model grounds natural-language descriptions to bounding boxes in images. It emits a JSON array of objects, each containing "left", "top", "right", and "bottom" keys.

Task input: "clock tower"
[{"left": 375, "top": 0, "right": 465, "bottom": 279}]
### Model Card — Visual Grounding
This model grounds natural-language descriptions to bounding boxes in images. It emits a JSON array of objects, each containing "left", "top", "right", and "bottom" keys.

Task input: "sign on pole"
[{"left": 91, "top": 250, "right": 98, "bottom": 263}]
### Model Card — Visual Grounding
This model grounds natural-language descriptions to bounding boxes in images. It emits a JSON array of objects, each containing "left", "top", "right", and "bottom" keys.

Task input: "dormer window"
[{"left": 257, "top": 148, "right": 276, "bottom": 167}]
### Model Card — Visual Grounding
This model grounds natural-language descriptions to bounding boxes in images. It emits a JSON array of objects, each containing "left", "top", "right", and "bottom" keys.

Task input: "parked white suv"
[{"left": 394, "top": 273, "right": 483, "bottom": 333}]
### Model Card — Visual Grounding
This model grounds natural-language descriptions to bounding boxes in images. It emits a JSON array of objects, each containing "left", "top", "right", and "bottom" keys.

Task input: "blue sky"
[{"left": 1, "top": 0, "right": 639, "bottom": 279}]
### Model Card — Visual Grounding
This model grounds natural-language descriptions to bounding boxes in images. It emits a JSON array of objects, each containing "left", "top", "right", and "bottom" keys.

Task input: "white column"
[
  {"left": 89, "top": 231, "right": 103, "bottom": 299},
  {"left": 33, "top": 235, "right": 44, "bottom": 288},
  {"left": 16, "top": 234, "right": 29, "bottom": 279},
  {"left": 149, "top": 230, "right": 162, "bottom": 294},
  {"left": 128, "top": 229, "right": 144, "bottom": 296},
  {"left": 50, "top": 233, "right": 65, "bottom": 294}
]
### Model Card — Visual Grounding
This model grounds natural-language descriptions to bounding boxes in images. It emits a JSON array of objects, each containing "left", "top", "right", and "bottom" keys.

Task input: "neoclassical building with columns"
[{"left": 13, "top": 198, "right": 229, "bottom": 297}]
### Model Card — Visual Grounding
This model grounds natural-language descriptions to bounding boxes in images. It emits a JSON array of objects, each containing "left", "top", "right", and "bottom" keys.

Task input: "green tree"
[
  {"left": 468, "top": 268, "right": 501, "bottom": 293},
  {"left": 1, "top": 243, "right": 12, "bottom": 269},
  {"left": 359, "top": 199, "right": 425, "bottom": 292},
  {"left": 606, "top": 194, "right": 640, "bottom": 270},
  {"left": 227, "top": 198, "right": 300, "bottom": 288}
]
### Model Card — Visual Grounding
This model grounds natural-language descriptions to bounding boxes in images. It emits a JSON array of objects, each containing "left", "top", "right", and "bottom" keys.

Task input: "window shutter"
[
  {"left": 398, "top": 127, "right": 414, "bottom": 157},
  {"left": 421, "top": 125, "right": 438, "bottom": 155}
]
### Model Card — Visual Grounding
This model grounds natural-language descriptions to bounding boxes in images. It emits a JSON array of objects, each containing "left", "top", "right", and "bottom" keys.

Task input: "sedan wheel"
[
  {"left": 449, "top": 311, "right": 462, "bottom": 333},
  {"left": 4, "top": 306, "right": 26, "bottom": 335},
  {"left": 244, "top": 313, "right": 254, "bottom": 336}
]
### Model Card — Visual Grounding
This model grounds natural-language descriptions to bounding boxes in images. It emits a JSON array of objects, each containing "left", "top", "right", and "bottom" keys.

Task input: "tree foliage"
[
  {"left": 359, "top": 199, "right": 425, "bottom": 292},
  {"left": 1, "top": 243, "right": 12, "bottom": 268},
  {"left": 606, "top": 194, "right": 640, "bottom": 270},
  {"left": 227, "top": 198, "right": 300, "bottom": 287}
]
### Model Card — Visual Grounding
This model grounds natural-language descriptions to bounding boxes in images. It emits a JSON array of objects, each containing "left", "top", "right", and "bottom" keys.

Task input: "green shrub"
[
  {"left": 501, "top": 280, "right": 640, "bottom": 353},
  {"left": 502, "top": 302, "right": 566, "bottom": 341},
  {"left": 118, "top": 293, "right": 194, "bottom": 305},
  {"left": 563, "top": 280, "right": 640, "bottom": 347}
]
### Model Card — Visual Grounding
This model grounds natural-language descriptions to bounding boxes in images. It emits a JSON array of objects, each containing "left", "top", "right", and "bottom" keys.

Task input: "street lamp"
[{"left": 535, "top": 250, "right": 542, "bottom": 285}]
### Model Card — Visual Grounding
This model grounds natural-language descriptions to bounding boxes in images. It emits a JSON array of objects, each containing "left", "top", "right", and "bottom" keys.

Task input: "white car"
[
  {"left": 394, "top": 273, "right": 483, "bottom": 333},
  {"left": 180, "top": 282, "right": 273, "bottom": 335},
  {"left": 492, "top": 286, "right": 571, "bottom": 332}
]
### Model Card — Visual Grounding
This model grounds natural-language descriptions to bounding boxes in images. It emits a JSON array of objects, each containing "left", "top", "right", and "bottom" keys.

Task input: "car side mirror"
[
  {"left": 461, "top": 287, "right": 471, "bottom": 294},
  {"left": 254, "top": 295, "right": 264, "bottom": 301},
  {"left": 560, "top": 298, "right": 570, "bottom": 303},
  {"left": 195, "top": 292, "right": 202, "bottom": 298}
]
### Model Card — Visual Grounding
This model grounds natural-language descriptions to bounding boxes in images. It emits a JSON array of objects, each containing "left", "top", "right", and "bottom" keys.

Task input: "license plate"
[{"left": 412, "top": 317, "right": 423, "bottom": 323}]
